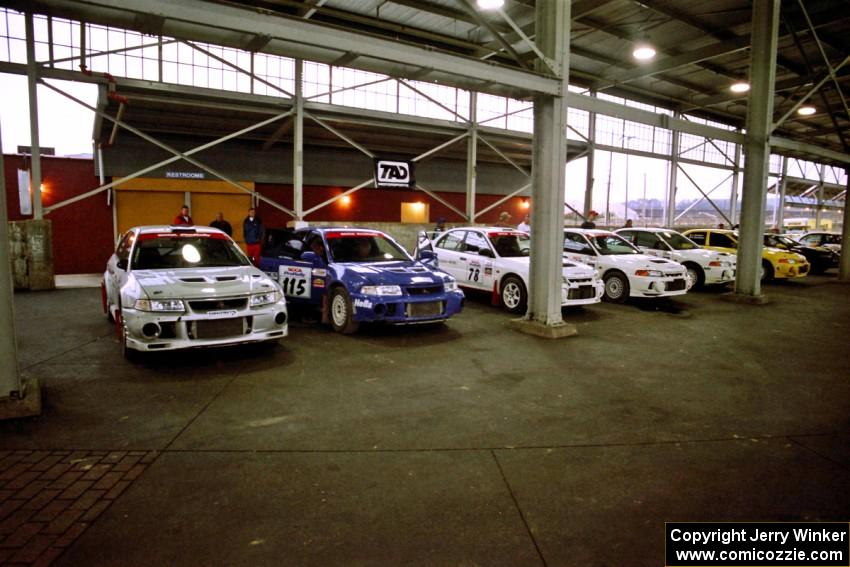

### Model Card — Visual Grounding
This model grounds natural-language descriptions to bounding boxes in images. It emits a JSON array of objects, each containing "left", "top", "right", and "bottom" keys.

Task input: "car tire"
[
  {"left": 329, "top": 287, "right": 360, "bottom": 334},
  {"left": 761, "top": 260, "right": 774, "bottom": 282},
  {"left": 101, "top": 281, "right": 115, "bottom": 323},
  {"left": 603, "top": 271, "right": 630, "bottom": 303},
  {"left": 684, "top": 263, "right": 705, "bottom": 290},
  {"left": 500, "top": 275, "right": 527, "bottom": 314}
]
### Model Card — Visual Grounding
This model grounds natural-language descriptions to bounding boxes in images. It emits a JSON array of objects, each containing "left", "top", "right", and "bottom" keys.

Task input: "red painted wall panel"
[
  {"left": 255, "top": 184, "right": 531, "bottom": 228},
  {"left": 3, "top": 155, "right": 114, "bottom": 275}
]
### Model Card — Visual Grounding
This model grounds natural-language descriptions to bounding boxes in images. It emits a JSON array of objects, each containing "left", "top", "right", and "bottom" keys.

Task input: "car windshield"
[
  {"left": 132, "top": 235, "right": 250, "bottom": 269},
  {"left": 588, "top": 234, "right": 640, "bottom": 255},
  {"left": 326, "top": 232, "right": 411, "bottom": 263},
  {"left": 660, "top": 231, "right": 699, "bottom": 250},
  {"left": 822, "top": 234, "right": 842, "bottom": 245},
  {"left": 767, "top": 235, "right": 798, "bottom": 248},
  {"left": 488, "top": 232, "right": 530, "bottom": 257}
]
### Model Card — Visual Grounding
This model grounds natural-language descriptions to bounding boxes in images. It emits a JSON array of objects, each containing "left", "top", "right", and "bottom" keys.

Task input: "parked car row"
[{"left": 102, "top": 223, "right": 836, "bottom": 358}]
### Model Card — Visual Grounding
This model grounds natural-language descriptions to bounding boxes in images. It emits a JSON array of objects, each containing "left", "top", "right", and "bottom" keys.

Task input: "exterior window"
[{"left": 436, "top": 232, "right": 465, "bottom": 251}]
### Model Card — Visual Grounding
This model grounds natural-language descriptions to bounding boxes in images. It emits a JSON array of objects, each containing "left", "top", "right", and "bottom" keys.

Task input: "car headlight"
[
  {"left": 444, "top": 280, "right": 459, "bottom": 292},
  {"left": 361, "top": 285, "right": 403, "bottom": 296},
  {"left": 134, "top": 298, "right": 186, "bottom": 312},
  {"left": 250, "top": 290, "right": 281, "bottom": 307},
  {"left": 635, "top": 269, "right": 663, "bottom": 277}
]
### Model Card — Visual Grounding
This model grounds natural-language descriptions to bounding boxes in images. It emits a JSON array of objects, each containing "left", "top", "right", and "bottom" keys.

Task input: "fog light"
[
  {"left": 142, "top": 322, "right": 161, "bottom": 338},
  {"left": 275, "top": 312, "right": 287, "bottom": 325},
  {"left": 374, "top": 303, "right": 387, "bottom": 317}
]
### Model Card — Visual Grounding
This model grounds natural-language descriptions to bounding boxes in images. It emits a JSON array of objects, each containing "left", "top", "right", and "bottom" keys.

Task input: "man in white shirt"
[{"left": 517, "top": 215, "right": 530, "bottom": 233}]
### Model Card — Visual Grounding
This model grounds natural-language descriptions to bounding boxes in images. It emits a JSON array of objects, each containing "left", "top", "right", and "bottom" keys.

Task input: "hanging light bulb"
[
  {"left": 476, "top": 0, "right": 504, "bottom": 9},
  {"left": 730, "top": 81, "right": 750, "bottom": 93},
  {"left": 632, "top": 43, "right": 656, "bottom": 61},
  {"left": 797, "top": 105, "right": 816, "bottom": 116}
]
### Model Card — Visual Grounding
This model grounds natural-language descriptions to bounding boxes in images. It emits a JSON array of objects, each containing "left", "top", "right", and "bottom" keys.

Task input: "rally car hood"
[
  {"left": 333, "top": 261, "right": 450, "bottom": 285},
  {"left": 131, "top": 266, "right": 277, "bottom": 298},
  {"left": 595, "top": 253, "right": 685, "bottom": 274},
  {"left": 497, "top": 256, "right": 597, "bottom": 279}
]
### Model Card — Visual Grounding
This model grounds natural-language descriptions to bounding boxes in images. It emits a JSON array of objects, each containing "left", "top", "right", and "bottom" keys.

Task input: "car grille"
[
  {"left": 799, "top": 264, "right": 809, "bottom": 274},
  {"left": 406, "top": 285, "right": 442, "bottom": 296},
  {"left": 188, "top": 297, "right": 248, "bottom": 313},
  {"left": 194, "top": 318, "right": 246, "bottom": 339},
  {"left": 667, "top": 279, "right": 687, "bottom": 291},
  {"left": 567, "top": 285, "right": 596, "bottom": 300},
  {"left": 405, "top": 301, "right": 444, "bottom": 317}
]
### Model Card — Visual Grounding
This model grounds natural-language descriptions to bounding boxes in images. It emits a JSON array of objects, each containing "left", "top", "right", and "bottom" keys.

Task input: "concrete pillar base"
[
  {"left": 719, "top": 292, "right": 771, "bottom": 305},
  {"left": 508, "top": 318, "right": 578, "bottom": 339},
  {"left": 0, "top": 378, "right": 42, "bottom": 420}
]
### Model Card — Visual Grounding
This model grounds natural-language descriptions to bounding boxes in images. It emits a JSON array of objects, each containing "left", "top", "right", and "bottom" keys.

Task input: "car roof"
[
  {"left": 683, "top": 228, "right": 735, "bottom": 234},
  {"left": 307, "top": 227, "right": 385, "bottom": 235},
  {"left": 563, "top": 228, "right": 615, "bottom": 236},
  {"left": 616, "top": 227, "right": 680, "bottom": 233},
  {"left": 135, "top": 225, "right": 224, "bottom": 235},
  {"left": 444, "top": 226, "right": 524, "bottom": 233}
]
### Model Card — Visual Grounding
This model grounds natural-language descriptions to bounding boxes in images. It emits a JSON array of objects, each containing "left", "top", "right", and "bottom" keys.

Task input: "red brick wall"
[
  {"left": 3, "top": 155, "right": 114, "bottom": 275},
  {"left": 255, "top": 184, "right": 531, "bottom": 228}
]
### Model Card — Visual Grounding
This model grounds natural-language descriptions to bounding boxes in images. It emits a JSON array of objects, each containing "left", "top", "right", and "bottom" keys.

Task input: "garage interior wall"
[{"left": 2, "top": 155, "right": 112, "bottom": 275}]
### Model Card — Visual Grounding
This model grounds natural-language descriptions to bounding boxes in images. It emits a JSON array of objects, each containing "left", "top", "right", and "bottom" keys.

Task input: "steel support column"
[
  {"left": 776, "top": 156, "right": 788, "bottom": 230},
  {"left": 466, "top": 92, "right": 477, "bottom": 222},
  {"left": 584, "top": 100, "right": 596, "bottom": 217},
  {"left": 0, "top": 120, "right": 22, "bottom": 399},
  {"left": 839, "top": 169, "right": 850, "bottom": 281},
  {"left": 25, "top": 12, "right": 43, "bottom": 219},
  {"left": 293, "top": 59, "right": 304, "bottom": 220},
  {"left": 666, "top": 113, "right": 680, "bottom": 226},
  {"left": 526, "top": 0, "right": 571, "bottom": 330},
  {"left": 729, "top": 136, "right": 742, "bottom": 224},
  {"left": 735, "top": 0, "right": 780, "bottom": 299}
]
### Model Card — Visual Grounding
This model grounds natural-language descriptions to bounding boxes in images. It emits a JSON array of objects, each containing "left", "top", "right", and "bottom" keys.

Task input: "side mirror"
[
  {"left": 116, "top": 259, "right": 128, "bottom": 271},
  {"left": 301, "top": 251, "right": 323, "bottom": 265},
  {"left": 478, "top": 248, "right": 494, "bottom": 258}
]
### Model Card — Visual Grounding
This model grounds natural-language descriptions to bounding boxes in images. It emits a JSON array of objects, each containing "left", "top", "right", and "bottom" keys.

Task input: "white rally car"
[
  {"left": 102, "top": 225, "right": 288, "bottom": 358},
  {"left": 615, "top": 227, "right": 736, "bottom": 289},
  {"left": 562, "top": 229, "right": 689, "bottom": 303},
  {"left": 417, "top": 227, "right": 603, "bottom": 313}
]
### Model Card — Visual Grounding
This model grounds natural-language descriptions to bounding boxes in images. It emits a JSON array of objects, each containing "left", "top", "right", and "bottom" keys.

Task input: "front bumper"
[
  {"left": 350, "top": 290, "right": 465, "bottom": 324},
  {"left": 703, "top": 266, "right": 736, "bottom": 285},
  {"left": 560, "top": 279, "right": 605, "bottom": 306},
  {"left": 630, "top": 274, "right": 689, "bottom": 298},
  {"left": 773, "top": 260, "right": 810, "bottom": 279},
  {"left": 122, "top": 301, "right": 289, "bottom": 352}
]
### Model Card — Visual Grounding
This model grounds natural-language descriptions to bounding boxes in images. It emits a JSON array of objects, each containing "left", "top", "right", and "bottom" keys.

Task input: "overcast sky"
[{"left": 0, "top": 74, "right": 98, "bottom": 156}]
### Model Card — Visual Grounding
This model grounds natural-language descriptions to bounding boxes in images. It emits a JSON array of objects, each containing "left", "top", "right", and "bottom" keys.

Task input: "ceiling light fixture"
[
  {"left": 730, "top": 81, "right": 750, "bottom": 93},
  {"left": 797, "top": 105, "right": 816, "bottom": 116},
  {"left": 476, "top": 0, "right": 504, "bottom": 10},
  {"left": 632, "top": 44, "right": 656, "bottom": 61}
]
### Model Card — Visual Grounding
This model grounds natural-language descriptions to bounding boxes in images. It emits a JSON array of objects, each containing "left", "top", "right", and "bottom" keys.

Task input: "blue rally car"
[{"left": 259, "top": 227, "right": 464, "bottom": 333}]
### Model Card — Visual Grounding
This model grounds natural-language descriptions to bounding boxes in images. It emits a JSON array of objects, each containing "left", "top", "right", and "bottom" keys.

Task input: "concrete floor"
[{"left": 2, "top": 275, "right": 850, "bottom": 566}]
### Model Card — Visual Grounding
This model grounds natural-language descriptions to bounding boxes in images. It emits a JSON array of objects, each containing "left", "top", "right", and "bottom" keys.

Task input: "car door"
[
  {"left": 107, "top": 230, "right": 135, "bottom": 310},
  {"left": 432, "top": 230, "right": 467, "bottom": 282},
  {"left": 462, "top": 230, "right": 495, "bottom": 290},
  {"left": 563, "top": 232, "right": 598, "bottom": 268}
]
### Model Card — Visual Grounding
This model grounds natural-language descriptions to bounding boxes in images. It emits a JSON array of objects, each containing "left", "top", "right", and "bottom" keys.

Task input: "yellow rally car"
[{"left": 682, "top": 229, "right": 809, "bottom": 281}]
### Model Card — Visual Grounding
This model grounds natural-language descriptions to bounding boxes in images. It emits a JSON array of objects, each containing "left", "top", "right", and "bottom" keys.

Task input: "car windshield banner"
[{"left": 374, "top": 159, "right": 415, "bottom": 188}]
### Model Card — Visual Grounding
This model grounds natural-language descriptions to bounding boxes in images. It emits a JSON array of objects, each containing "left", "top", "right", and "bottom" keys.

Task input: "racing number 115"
[{"left": 281, "top": 276, "right": 307, "bottom": 297}]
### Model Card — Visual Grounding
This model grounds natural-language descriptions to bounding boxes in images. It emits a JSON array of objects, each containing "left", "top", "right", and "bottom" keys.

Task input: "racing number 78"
[{"left": 467, "top": 267, "right": 481, "bottom": 282}]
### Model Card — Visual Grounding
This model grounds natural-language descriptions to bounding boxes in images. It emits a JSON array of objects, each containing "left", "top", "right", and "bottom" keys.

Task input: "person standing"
[
  {"left": 622, "top": 219, "right": 633, "bottom": 228},
  {"left": 517, "top": 214, "right": 530, "bottom": 232},
  {"left": 580, "top": 210, "right": 599, "bottom": 229},
  {"left": 243, "top": 207, "right": 264, "bottom": 266},
  {"left": 495, "top": 211, "right": 512, "bottom": 227},
  {"left": 173, "top": 205, "right": 193, "bottom": 225},
  {"left": 210, "top": 212, "right": 233, "bottom": 236},
  {"left": 433, "top": 217, "right": 447, "bottom": 233}
]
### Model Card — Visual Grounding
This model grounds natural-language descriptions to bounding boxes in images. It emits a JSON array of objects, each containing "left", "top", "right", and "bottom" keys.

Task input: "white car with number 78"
[{"left": 417, "top": 227, "right": 604, "bottom": 313}]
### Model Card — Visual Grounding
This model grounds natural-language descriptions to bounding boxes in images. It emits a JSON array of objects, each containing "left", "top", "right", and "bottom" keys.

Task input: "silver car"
[{"left": 102, "top": 225, "right": 288, "bottom": 359}]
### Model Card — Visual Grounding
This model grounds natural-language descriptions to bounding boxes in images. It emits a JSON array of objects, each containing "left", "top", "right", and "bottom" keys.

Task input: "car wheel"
[
  {"left": 500, "top": 275, "right": 527, "bottom": 314},
  {"left": 603, "top": 271, "right": 630, "bottom": 303},
  {"left": 684, "top": 263, "right": 704, "bottom": 290},
  {"left": 329, "top": 287, "right": 360, "bottom": 334},
  {"left": 761, "top": 260, "right": 774, "bottom": 282}
]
